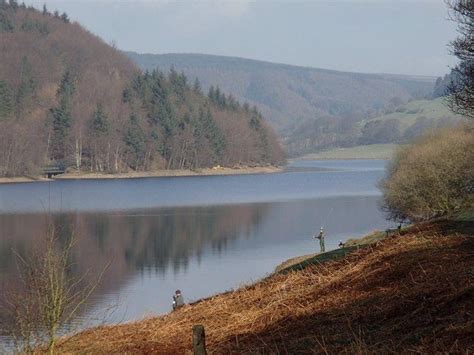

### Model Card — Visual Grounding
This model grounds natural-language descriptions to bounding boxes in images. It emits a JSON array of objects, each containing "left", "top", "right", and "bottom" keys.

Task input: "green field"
[
  {"left": 361, "top": 97, "right": 463, "bottom": 131},
  {"left": 299, "top": 143, "right": 399, "bottom": 160}
]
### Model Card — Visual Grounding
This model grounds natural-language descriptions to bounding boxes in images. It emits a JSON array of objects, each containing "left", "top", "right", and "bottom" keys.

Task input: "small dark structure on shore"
[
  {"left": 192, "top": 325, "right": 207, "bottom": 355},
  {"left": 42, "top": 165, "right": 65, "bottom": 178}
]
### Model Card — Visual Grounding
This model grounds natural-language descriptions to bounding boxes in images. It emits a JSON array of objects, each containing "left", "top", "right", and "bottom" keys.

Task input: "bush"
[{"left": 380, "top": 125, "right": 474, "bottom": 222}]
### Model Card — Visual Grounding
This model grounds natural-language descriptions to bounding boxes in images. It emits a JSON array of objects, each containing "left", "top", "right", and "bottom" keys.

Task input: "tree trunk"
[
  {"left": 114, "top": 145, "right": 119, "bottom": 172},
  {"left": 75, "top": 133, "right": 82, "bottom": 170}
]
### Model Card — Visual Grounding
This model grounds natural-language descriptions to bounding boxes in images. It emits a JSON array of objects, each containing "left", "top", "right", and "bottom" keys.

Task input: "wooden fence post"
[{"left": 192, "top": 324, "right": 207, "bottom": 355}]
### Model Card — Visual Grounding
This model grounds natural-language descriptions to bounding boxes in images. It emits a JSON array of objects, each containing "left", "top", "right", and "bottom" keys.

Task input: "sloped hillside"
[
  {"left": 283, "top": 97, "right": 465, "bottom": 154},
  {"left": 0, "top": 4, "right": 283, "bottom": 177},
  {"left": 358, "top": 97, "right": 465, "bottom": 145},
  {"left": 127, "top": 52, "right": 436, "bottom": 155},
  {"left": 58, "top": 219, "right": 474, "bottom": 353}
]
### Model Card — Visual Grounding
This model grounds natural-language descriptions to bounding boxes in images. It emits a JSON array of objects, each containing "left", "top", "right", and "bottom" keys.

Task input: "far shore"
[
  {"left": 296, "top": 143, "right": 398, "bottom": 161},
  {"left": 0, "top": 166, "right": 284, "bottom": 185}
]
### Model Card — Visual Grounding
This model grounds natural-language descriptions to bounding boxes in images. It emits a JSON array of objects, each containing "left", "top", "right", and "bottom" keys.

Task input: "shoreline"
[
  {"left": 0, "top": 166, "right": 283, "bottom": 185},
  {"left": 295, "top": 144, "right": 399, "bottom": 161},
  {"left": 293, "top": 156, "right": 391, "bottom": 161},
  {"left": 54, "top": 219, "right": 473, "bottom": 353}
]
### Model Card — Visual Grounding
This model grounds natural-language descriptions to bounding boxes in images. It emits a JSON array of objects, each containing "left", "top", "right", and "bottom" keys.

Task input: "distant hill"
[
  {"left": 293, "top": 98, "right": 464, "bottom": 157},
  {"left": 358, "top": 97, "right": 464, "bottom": 145},
  {"left": 127, "top": 52, "right": 437, "bottom": 155},
  {"left": 0, "top": 4, "right": 283, "bottom": 177}
]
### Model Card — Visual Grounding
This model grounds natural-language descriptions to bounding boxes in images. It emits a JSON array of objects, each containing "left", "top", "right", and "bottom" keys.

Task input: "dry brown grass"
[
  {"left": 274, "top": 252, "right": 320, "bottom": 273},
  {"left": 57, "top": 220, "right": 474, "bottom": 354}
]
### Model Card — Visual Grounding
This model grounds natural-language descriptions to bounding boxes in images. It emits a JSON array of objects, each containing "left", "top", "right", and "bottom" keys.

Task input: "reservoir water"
[{"left": 0, "top": 159, "right": 392, "bottom": 334}]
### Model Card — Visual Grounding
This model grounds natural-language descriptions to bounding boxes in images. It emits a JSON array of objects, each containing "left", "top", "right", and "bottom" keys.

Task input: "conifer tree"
[
  {"left": 168, "top": 68, "right": 186, "bottom": 101},
  {"left": 0, "top": 9, "right": 14, "bottom": 32},
  {"left": 149, "top": 74, "right": 166, "bottom": 103},
  {"left": 57, "top": 70, "right": 75, "bottom": 99},
  {"left": 150, "top": 75, "right": 174, "bottom": 136},
  {"left": 90, "top": 103, "right": 109, "bottom": 135},
  {"left": 200, "top": 107, "right": 226, "bottom": 161},
  {"left": 150, "top": 128, "right": 164, "bottom": 156},
  {"left": 0, "top": 80, "right": 13, "bottom": 119},
  {"left": 15, "top": 56, "right": 36, "bottom": 118},
  {"left": 60, "top": 12, "right": 69, "bottom": 23},
  {"left": 214, "top": 86, "right": 221, "bottom": 105},
  {"left": 219, "top": 91, "right": 227, "bottom": 108},
  {"left": 131, "top": 74, "right": 143, "bottom": 95},
  {"left": 49, "top": 70, "right": 75, "bottom": 162},
  {"left": 168, "top": 67, "right": 178, "bottom": 85},
  {"left": 249, "top": 115, "right": 261, "bottom": 130},
  {"left": 88, "top": 103, "right": 109, "bottom": 171},
  {"left": 122, "top": 86, "right": 132, "bottom": 103},
  {"left": 124, "top": 114, "right": 146, "bottom": 170},
  {"left": 227, "top": 94, "right": 239, "bottom": 111},
  {"left": 50, "top": 96, "right": 72, "bottom": 160},
  {"left": 193, "top": 78, "right": 202, "bottom": 94},
  {"left": 9, "top": 0, "right": 18, "bottom": 11},
  {"left": 208, "top": 86, "right": 216, "bottom": 102}
]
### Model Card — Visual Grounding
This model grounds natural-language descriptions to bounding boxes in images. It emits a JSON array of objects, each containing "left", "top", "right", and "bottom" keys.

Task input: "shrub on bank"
[{"left": 380, "top": 125, "right": 474, "bottom": 222}]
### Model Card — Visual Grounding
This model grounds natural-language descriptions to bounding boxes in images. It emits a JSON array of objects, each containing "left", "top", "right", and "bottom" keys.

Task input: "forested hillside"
[
  {"left": 127, "top": 52, "right": 437, "bottom": 155},
  {"left": 0, "top": 3, "right": 283, "bottom": 177}
]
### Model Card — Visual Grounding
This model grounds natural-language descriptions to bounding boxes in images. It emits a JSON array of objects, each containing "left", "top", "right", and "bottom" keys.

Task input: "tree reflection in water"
[
  {"left": 0, "top": 196, "right": 390, "bottom": 335},
  {"left": 0, "top": 203, "right": 268, "bottom": 333}
]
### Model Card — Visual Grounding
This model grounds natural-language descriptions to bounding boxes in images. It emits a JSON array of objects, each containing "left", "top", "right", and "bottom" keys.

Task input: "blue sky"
[{"left": 26, "top": 0, "right": 457, "bottom": 76}]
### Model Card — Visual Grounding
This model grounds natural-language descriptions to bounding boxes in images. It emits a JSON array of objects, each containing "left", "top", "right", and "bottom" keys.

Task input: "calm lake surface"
[{"left": 0, "top": 159, "right": 392, "bottom": 332}]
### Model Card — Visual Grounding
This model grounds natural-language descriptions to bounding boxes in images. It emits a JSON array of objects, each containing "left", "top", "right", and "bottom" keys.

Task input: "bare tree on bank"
[
  {"left": 4, "top": 223, "right": 108, "bottom": 354},
  {"left": 447, "top": 0, "right": 474, "bottom": 119}
]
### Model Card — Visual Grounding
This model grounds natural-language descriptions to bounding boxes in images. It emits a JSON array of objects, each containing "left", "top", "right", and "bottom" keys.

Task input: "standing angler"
[{"left": 313, "top": 226, "right": 325, "bottom": 253}]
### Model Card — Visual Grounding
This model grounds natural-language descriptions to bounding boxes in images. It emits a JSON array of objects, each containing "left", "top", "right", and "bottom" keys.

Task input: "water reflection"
[
  {"left": 0, "top": 204, "right": 268, "bottom": 329},
  {"left": 0, "top": 160, "right": 391, "bottom": 343},
  {"left": 1, "top": 195, "right": 391, "bottom": 331}
]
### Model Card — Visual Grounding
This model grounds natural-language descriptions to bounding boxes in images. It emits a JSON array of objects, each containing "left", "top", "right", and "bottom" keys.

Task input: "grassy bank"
[
  {"left": 299, "top": 144, "right": 398, "bottom": 160},
  {"left": 57, "top": 219, "right": 474, "bottom": 353},
  {"left": 0, "top": 166, "right": 283, "bottom": 184}
]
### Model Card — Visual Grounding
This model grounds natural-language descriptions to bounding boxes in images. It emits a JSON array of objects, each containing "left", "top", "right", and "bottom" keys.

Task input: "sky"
[{"left": 25, "top": 0, "right": 458, "bottom": 76}]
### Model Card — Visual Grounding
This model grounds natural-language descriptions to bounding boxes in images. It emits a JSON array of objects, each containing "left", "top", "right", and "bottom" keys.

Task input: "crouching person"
[{"left": 172, "top": 289, "right": 184, "bottom": 311}]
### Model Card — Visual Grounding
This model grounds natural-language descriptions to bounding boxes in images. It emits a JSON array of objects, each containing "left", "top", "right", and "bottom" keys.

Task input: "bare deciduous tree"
[
  {"left": 447, "top": 0, "right": 474, "bottom": 118},
  {"left": 5, "top": 223, "right": 108, "bottom": 354}
]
